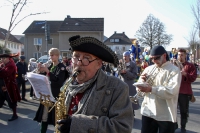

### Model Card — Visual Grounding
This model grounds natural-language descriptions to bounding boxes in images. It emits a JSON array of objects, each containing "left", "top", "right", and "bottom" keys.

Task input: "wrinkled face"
[
  {"left": 72, "top": 51, "right": 102, "bottom": 84},
  {"left": 178, "top": 52, "right": 186, "bottom": 63},
  {"left": 0, "top": 57, "right": 9, "bottom": 64},
  {"left": 150, "top": 53, "right": 166, "bottom": 67},
  {"left": 123, "top": 55, "right": 130, "bottom": 63},
  {"left": 49, "top": 54, "right": 59, "bottom": 62}
]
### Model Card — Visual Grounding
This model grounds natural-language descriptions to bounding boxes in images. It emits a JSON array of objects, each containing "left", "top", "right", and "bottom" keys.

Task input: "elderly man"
[
  {"left": 119, "top": 51, "right": 139, "bottom": 116},
  {"left": 136, "top": 46, "right": 182, "bottom": 133},
  {"left": 177, "top": 48, "right": 197, "bottom": 133},
  {"left": 57, "top": 35, "right": 133, "bottom": 133},
  {"left": 0, "top": 54, "right": 21, "bottom": 121}
]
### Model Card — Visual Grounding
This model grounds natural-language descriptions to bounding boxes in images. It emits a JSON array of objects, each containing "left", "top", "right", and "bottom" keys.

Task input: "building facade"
[
  {"left": 23, "top": 15, "right": 104, "bottom": 60},
  {"left": 104, "top": 31, "right": 132, "bottom": 59},
  {"left": 0, "top": 28, "right": 23, "bottom": 55}
]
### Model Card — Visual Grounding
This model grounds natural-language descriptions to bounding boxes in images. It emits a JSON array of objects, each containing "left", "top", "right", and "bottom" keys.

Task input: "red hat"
[{"left": 0, "top": 53, "right": 19, "bottom": 58}]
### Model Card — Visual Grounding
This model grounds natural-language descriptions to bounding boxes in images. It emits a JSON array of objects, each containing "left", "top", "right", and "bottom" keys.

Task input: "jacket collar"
[{"left": 95, "top": 69, "right": 107, "bottom": 91}]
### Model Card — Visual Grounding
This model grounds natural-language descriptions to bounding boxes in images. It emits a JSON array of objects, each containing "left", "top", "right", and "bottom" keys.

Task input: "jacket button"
[
  {"left": 88, "top": 128, "right": 95, "bottom": 133},
  {"left": 101, "top": 107, "right": 107, "bottom": 113},
  {"left": 105, "top": 90, "right": 111, "bottom": 95}
]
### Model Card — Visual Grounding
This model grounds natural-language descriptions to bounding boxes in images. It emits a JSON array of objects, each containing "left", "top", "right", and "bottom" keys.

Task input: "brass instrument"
[
  {"left": 48, "top": 71, "right": 79, "bottom": 133},
  {"left": 32, "top": 60, "right": 52, "bottom": 73},
  {"left": 118, "top": 59, "right": 126, "bottom": 71},
  {"left": 171, "top": 59, "right": 183, "bottom": 70},
  {"left": 130, "top": 66, "right": 159, "bottom": 104}
]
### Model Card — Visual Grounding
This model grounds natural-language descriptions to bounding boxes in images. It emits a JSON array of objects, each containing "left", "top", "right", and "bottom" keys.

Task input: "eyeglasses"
[
  {"left": 150, "top": 55, "right": 162, "bottom": 61},
  {"left": 72, "top": 57, "right": 98, "bottom": 66}
]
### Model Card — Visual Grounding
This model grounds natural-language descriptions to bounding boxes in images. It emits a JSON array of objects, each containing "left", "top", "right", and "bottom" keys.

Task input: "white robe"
[{"left": 138, "top": 62, "right": 181, "bottom": 122}]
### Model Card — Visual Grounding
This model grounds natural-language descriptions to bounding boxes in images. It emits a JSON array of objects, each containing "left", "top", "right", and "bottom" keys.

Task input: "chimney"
[
  {"left": 114, "top": 31, "right": 117, "bottom": 34},
  {"left": 67, "top": 15, "right": 71, "bottom": 18},
  {"left": 123, "top": 32, "right": 125, "bottom": 34}
]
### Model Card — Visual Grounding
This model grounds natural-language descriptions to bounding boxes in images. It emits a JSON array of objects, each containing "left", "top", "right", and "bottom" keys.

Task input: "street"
[{"left": 0, "top": 78, "right": 200, "bottom": 133}]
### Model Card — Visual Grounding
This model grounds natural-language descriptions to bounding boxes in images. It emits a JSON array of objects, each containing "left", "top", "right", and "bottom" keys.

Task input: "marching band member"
[
  {"left": 16, "top": 55, "right": 28, "bottom": 101},
  {"left": 137, "top": 46, "right": 181, "bottom": 133},
  {"left": 0, "top": 53, "right": 21, "bottom": 121},
  {"left": 33, "top": 48, "right": 70, "bottom": 133},
  {"left": 177, "top": 48, "right": 197, "bottom": 132},
  {"left": 56, "top": 35, "right": 133, "bottom": 133},
  {"left": 119, "top": 51, "right": 139, "bottom": 116}
]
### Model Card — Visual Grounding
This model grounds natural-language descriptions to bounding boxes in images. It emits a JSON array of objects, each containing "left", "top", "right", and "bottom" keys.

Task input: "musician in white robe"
[{"left": 136, "top": 46, "right": 182, "bottom": 133}]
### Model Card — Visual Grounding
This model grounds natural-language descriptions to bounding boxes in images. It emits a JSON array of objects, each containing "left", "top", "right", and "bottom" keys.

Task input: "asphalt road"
[{"left": 0, "top": 78, "right": 200, "bottom": 133}]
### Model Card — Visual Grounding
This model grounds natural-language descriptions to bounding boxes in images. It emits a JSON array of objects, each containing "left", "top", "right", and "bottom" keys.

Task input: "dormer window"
[
  {"left": 115, "top": 39, "right": 119, "bottom": 42},
  {"left": 110, "top": 39, "right": 114, "bottom": 42},
  {"left": 110, "top": 39, "right": 119, "bottom": 43}
]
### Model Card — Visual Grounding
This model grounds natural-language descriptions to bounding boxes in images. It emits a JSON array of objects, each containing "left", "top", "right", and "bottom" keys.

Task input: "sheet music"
[{"left": 26, "top": 72, "right": 55, "bottom": 102}]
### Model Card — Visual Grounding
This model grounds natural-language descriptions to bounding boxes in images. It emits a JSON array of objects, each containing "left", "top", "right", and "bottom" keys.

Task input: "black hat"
[
  {"left": 20, "top": 55, "right": 26, "bottom": 60},
  {"left": 69, "top": 35, "right": 119, "bottom": 67},
  {"left": 150, "top": 46, "right": 169, "bottom": 61},
  {"left": 0, "top": 53, "right": 19, "bottom": 58}
]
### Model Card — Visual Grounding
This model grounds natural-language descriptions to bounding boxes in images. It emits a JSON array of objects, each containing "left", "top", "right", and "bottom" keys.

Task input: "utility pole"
[{"left": 45, "top": 21, "right": 50, "bottom": 61}]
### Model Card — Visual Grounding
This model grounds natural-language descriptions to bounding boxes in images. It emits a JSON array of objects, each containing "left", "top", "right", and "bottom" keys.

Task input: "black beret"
[
  {"left": 150, "top": 46, "right": 166, "bottom": 56},
  {"left": 150, "top": 46, "right": 169, "bottom": 61}
]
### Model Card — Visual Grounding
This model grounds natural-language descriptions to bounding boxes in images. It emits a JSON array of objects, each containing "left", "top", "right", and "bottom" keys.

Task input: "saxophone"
[
  {"left": 49, "top": 71, "right": 79, "bottom": 133},
  {"left": 130, "top": 66, "right": 159, "bottom": 104}
]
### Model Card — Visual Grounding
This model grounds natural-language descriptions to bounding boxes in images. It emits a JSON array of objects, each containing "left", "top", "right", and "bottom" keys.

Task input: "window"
[
  {"left": 110, "top": 39, "right": 114, "bottom": 42},
  {"left": 115, "top": 46, "right": 119, "bottom": 50},
  {"left": 123, "top": 47, "right": 125, "bottom": 51},
  {"left": 34, "top": 38, "right": 42, "bottom": 45},
  {"left": 48, "top": 38, "right": 53, "bottom": 45},
  {"left": 115, "top": 39, "right": 119, "bottom": 42},
  {"left": 62, "top": 52, "right": 68, "bottom": 57},
  {"left": 110, "top": 39, "right": 119, "bottom": 43},
  {"left": 33, "top": 52, "right": 42, "bottom": 59}
]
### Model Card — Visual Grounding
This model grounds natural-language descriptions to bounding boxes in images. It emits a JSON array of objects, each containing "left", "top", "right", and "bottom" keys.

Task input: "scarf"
[{"left": 65, "top": 69, "right": 100, "bottom": 114}]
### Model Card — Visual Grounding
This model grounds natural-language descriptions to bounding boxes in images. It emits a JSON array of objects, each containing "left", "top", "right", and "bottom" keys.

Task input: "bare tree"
[
  {"left": 191, "top": 0, "right": 200, "bottom": 38},
  {"left": 2, "top": 0, "right": 48, "bottom": 54},
  {"left": 185, "top": 26, "right": 200, "bottom": 62},
  {"left": 135, "top": 14, "right": 173, "bottom": 50}
]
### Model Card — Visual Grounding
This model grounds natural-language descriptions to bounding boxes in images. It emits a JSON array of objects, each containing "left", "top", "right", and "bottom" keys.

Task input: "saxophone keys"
[{"left": 71, "top": 105, "right": 78, "bottom": 112}]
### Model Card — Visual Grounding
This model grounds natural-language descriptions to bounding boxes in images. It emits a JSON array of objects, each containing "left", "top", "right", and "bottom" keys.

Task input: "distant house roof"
[
  {"left": 14, "top": 35, "right": 24, "bottom": 44},
  {"left": 23, "top": 17, "right": 104, "bottom": 34},
  {"left": 0, "top": 27, "right": 22, "bottom": 43},
  {"left": 58, "top": 17, "right": 104, "bottom": 32},
  {"left": 23, "top": 21, "right": 63, "bottom": 34},
  {"left": 104, "top": 32, "right": 132, "bottom": 45}
]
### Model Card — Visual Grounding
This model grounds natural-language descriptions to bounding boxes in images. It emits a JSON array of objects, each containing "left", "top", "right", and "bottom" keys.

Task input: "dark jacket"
[
  {"left": 34, "top": 62, "right": 70, "bottom": 125},
  {"left": 16, "top": 61, "right": 28, "bottom": 83}
]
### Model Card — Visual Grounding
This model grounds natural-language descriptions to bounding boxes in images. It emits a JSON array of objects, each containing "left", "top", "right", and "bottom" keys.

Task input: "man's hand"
[
  {"left": 181, "top": 70, "right": 187, "bottom": 76},
  {"left": 57, "top": 116, "right": 71, "bottom": 133},
  {"left": 120, "top": 69, "right": 126, "bottom": 74},
  {"left": 140, "top": 73, "right": 148, "bottom": 82},
  {"left": 137, "top": 84, "right": 152, "bottom": 93}
]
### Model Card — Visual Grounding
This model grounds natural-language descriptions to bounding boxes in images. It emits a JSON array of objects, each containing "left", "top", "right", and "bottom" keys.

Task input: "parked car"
[{"left": 37, "top": 55, "right": 62, "bottom": 63}]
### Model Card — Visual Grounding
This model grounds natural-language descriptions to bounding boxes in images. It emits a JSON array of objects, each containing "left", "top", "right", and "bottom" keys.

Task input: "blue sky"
[{"left": 0, "top": 0, "right": 198, "bottom": 51}]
